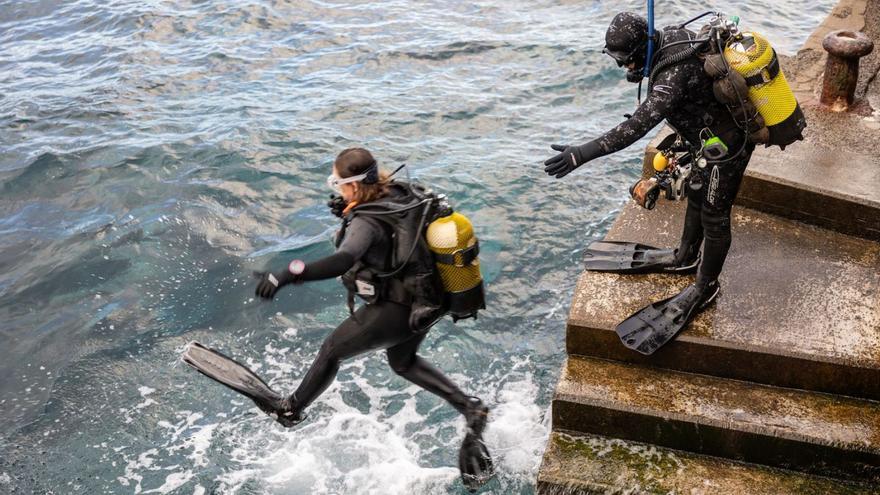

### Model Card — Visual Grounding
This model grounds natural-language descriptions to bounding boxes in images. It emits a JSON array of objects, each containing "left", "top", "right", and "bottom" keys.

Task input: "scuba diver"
[
  {"left": 182, "top": 148, "right": 494, "bottom": 491},
  {"left": 543, "top": 11, "right": 805, "bottom": 355}
]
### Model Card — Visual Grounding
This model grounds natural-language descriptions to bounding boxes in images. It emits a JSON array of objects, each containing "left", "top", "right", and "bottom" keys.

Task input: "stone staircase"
[
  {"left": 536, "top": 2, "right": 880, "bottom": 491},
  {"left": 537, "top": 198, "right": 880, "bottom": 494}
]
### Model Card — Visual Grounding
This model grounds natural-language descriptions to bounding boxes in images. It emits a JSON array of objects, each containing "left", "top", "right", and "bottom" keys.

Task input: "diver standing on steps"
[
  {"left": 541, "top": 10, "right": 805, "bottom": 355},
  {"left": 182, "top": 148, "right": 494, "bottom": 492}
]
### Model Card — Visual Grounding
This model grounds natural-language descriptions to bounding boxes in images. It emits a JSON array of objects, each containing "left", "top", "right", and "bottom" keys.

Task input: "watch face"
[{"left": 288, "top": 259, "right": 305, "bottom": 275}]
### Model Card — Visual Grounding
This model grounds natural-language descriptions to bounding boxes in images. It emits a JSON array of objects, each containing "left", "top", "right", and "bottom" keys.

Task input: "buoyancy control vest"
[
  {"left": 337, "top": 181, "right": 485, "bottom": 332},
  {"left": 648, "top": 13, "right": 805, "bottom": 151}
]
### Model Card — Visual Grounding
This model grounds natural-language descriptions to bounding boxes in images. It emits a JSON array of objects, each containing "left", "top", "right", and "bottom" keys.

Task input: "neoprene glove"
[
  {"left": 543, "top": 141, "right": 603, "bottom": 179},
  {"left": 327, "top": 194, "right": 346, "bottom": 218},
  {"left": 254, "top": 269, "right": 296, "bottom": 299}
]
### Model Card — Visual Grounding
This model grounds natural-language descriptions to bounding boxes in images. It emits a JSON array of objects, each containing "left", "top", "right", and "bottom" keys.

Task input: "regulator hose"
[
  {"left": 648, "top": 42, "right": 704, "bottom": 91},
  {"left": 676, "top": 11, "right": 717, "bottom": 29}
]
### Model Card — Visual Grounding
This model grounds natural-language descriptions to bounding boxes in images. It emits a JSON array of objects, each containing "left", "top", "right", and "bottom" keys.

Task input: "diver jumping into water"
[
  {"left": 542, "top": 11, "right": 804, "bottom": 355},
  {"left": 183, "top": 148, "right": 494, "bottom": 491}
]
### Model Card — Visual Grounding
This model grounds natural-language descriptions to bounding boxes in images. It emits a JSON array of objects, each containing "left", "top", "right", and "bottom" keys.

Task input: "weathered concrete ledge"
[
  {"left": 552, "top": 356, "right": 880, "bottom": 483},
  {"left": 788, "top": 0, "right": 872, "bottom": 106},
  {"left": 737, "top": 105, "right": 880, "bottom": 240},
  {"left": 568, "top": 199, "right": 880, "bottom": 400},
  {"left": 539, "top": 431, "right": 879, "bottom": 495},
  {"left": 737, "top": 0, "right": 880, "bottom": 240}
]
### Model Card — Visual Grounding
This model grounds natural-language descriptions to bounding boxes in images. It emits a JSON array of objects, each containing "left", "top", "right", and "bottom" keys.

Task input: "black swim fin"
[
  {"left": 458, "top": 397, "right": 494, "bottom": 492},
  {"left": 615, "top": 282, "right": 719, "bottom": 355},
  {"left": 583, "top": 240, "right": 699, "bottom": 274},
  {"left": 182, "top": 341, "right": 303, "bottom": 427},
  {"left": 459, "top": 434, "right": 494, "bottom": 492}
]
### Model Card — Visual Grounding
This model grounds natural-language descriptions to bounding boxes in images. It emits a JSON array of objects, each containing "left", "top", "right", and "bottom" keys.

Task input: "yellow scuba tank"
[
  {"left": 723, "top": 32, "right": 805, "bottom": 148},
  {"left": 426, "top": 212, "right": 485, "bottom": 321}
]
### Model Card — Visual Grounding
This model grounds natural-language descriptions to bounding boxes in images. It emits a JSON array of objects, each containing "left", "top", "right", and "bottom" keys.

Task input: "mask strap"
[{"left": 362, "top": 161, "right": 379, "bottom": 184}]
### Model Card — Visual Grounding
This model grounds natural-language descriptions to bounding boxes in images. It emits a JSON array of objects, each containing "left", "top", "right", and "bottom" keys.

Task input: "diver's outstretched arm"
[
  {"left": 543, "top": 70, "right": 684, "bottom": 179},
  {"left": 254, "top": 250, "right": 356, "bottom": 299},
  {"left": 254, "top": 215, "right": 380, "bottom": 299}
]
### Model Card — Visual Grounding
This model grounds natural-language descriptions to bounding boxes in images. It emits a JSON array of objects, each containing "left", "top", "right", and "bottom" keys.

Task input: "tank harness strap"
[
  {"left": 385, "top": 278, "right": 412, "bottom": 306},
  {"left": 433, "top": 240, "right": 480, "bottom": 267},
  {"left": 345, "top": 278, "right": 411, "bottom": 315},
  {"left": 743, "top": 50, "right": 780, "bottom": 87}
]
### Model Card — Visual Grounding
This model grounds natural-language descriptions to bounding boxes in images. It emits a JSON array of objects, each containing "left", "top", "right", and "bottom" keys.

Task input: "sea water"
[{"left": 0, "top": 1, "right": 833, "bottom": 493}]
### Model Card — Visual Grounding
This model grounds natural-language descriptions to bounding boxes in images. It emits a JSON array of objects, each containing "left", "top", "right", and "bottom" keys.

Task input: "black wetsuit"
[
  {"left": 286, "top": 213, "right": 470, "bottom": 417},
  {"left": 596, "top": 26, "right": 754, "bottom": 287}
]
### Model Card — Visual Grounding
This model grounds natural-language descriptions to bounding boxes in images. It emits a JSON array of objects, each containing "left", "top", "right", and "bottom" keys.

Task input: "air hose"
[
  {"left": 676, "top": 11, "right": 717, "bottom": 29},
  {"left": 648, "top": 42, "right": 705, "bottom": 91}
]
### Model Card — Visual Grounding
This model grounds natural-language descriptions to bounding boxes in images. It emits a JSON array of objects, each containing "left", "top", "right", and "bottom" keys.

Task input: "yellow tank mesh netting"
[
  {"left": 426, "top": 213, "right": 482, "bottom": 293},
  {"left": 724, "top": 32, "right": 797, "bottom": 127}
]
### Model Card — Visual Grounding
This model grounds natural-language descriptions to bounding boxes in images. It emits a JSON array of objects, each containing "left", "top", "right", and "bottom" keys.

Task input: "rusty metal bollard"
[{"left": 820, "top": 30, "right": 874, "bottom": 112}]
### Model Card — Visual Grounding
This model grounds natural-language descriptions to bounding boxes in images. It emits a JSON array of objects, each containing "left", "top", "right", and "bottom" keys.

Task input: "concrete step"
[
  {"left": 538, "top": 431, "right": 878, "bottom": 495},
  {"left": 737, "top": 105, "right": 880, "bottom": 241},
  {"left": 551, "top": 356, "right": 880, "bottom": 483},
  {"left": 568, "top": 200, "right": 880, "bottom": 400}
]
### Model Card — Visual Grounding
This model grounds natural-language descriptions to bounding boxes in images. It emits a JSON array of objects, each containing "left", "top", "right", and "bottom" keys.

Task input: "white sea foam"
[
  {"left": 484, "top": 370, "right": 550, "bottom": 476},
  {"left": 119, "top": 345, "right": 549, "bottom": 494},
  {"left": 186, "top": 422, "right": 216, "bottom": 468},
  {"left": 121, "top": 386, "right": 159, "bottom": 424},
  {"left": 117, "top": 448, "right": 157, "bottom": 493},
  {"left": 142, "top": 470, "right": 194, "bottom": 494},
  {"left": 263, "top": 412, "right": 458, "bottom": 494}
]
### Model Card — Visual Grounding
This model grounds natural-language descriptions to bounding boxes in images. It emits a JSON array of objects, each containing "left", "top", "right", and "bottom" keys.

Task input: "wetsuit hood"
[{"left": 604, "top": 12, "right": 655, "bottom": 82}]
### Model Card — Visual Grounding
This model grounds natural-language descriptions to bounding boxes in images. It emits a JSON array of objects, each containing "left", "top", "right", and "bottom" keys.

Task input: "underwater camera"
[{"left": 629, "top": 142, "right": 696, "bottom": 210}]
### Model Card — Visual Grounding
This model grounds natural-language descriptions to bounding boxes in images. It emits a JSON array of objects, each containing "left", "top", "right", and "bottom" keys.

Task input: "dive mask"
[
  {"left": 326, "top": 172, "right": 368, "bottom": 192},
  {"left": 603, "top": 40, "right": 646, "bottom": 68},
  {"left": 327, "top": 162, "right": 379, "bottom": 192}
]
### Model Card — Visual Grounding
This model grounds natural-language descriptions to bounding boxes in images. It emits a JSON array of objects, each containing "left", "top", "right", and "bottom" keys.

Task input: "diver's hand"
[
  {"left": 254, "top": 270, "right": 294, "bottom": 299},
  {"left": 327, "top": 194, "right": 346, "bottom": 218},
  {"left": 543, "top": 144, "right": 583, "bottom": 178},
  {"left": 543, "top": 141, "right": 602, "bottom": 179}
]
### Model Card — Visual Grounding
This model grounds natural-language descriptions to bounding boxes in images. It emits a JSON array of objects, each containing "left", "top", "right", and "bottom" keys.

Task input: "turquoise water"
[{"left": 0, "top": 1, "right": 832, "bottom": 493}]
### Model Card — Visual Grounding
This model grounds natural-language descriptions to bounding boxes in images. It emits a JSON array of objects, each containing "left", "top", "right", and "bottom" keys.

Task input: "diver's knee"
[
  {"left": 387, "top": 352, "right": 414, "bottom": 375},
  {"left": 701, "top": 206, "right": 731, "bottom": 238},
  {"left": 316, "top": 339, "right": 344, "bottom": 364}
]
